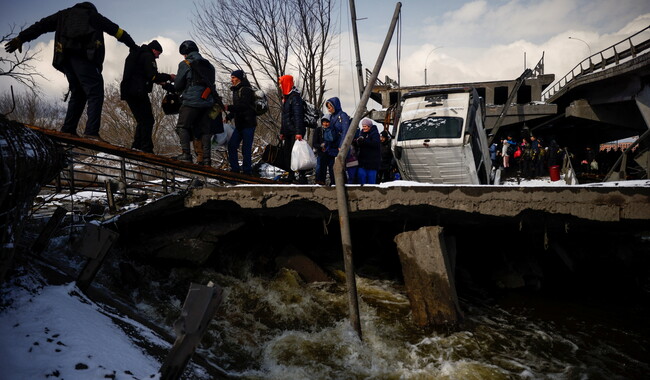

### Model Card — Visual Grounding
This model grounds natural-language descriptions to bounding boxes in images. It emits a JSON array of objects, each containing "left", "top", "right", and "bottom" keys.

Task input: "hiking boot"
[
  {"left": 61, "top": 129, "right": 79, "bottom": 137},
  {"left": 176, "top": 153, "right": 192, "bottom": 162},
  {"left": 84, "top": 133, "right": 107, "bottom": 143}
]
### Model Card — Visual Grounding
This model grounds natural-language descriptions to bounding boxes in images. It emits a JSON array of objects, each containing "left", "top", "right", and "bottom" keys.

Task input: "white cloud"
[{"left": 2, "top": 1, "right": 649, "bottom": 120}]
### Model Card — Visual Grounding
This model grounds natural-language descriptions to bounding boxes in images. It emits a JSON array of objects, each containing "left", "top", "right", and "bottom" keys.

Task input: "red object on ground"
[{"left": 549, "top": 165, "right": 561, "bottom": 181}]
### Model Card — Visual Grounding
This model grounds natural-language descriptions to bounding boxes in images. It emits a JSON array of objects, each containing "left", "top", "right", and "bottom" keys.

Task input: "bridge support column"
[
  {"left": 635, "top": 84, "right": 650, "bottom": 130},
  {"left": 394, "top": 226, "right": 463, "bottom": 326}
]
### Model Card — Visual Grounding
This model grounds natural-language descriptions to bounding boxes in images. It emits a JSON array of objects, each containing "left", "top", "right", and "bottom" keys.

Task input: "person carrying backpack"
[
  {"left": 4, "top": 2, "right": 137, "bottom": 141},
  {"left": 226, "top": 70, "right": 257, "bottom": 175},
  {"left": 279, "top": 74, "right": 307, "bottom": 184},
  {"left": 172, "top": 40, "right": 215, "bottom": 164},
  {"left": 120, "top": 40, "right": 173, "bottom": 153}
]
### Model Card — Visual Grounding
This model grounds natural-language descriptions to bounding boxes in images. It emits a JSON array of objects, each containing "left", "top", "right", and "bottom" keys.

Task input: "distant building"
[{"left": 599, "top": 138, "right": 637, "bottom": 151}]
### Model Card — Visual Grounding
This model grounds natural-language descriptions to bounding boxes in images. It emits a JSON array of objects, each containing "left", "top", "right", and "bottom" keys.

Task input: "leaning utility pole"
[
  {"left": 334, "top": 2, "right": 402, "bottom": 340},
  {"left": 349, "top": 0, "right": 365, "bottom": 99}
]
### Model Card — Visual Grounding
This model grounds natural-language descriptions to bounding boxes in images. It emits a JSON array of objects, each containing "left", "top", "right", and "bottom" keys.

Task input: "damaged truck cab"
[{"left": 392, "top": 87, "right": 492, "bottom": 184}]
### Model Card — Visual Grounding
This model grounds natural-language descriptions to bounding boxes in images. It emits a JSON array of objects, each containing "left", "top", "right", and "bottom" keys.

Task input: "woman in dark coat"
[{"left": 355, "top": 118, "right": 381, "bottom": 184}]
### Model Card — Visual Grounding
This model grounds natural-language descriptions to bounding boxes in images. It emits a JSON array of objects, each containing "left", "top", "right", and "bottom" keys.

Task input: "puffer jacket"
[
  {"left": 280, "top": 91, "right": 306, "bottom": 136},
  {"left": 326, "top": 97, "right": 351, "bottom": 148},
  {"left": 356, "top": 124, "right": 381, "bottom": 170},
  {"left": 174, "top": 51, "right": 214, "bottom": 108}
]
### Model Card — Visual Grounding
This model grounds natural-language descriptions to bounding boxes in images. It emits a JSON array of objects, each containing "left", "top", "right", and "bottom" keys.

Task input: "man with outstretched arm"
[
  {"left": 4, "top": 2, "right": 138, "bottom": 142},
  {"left": 121, "top": 40, "right": 174, "bottom": 153}
]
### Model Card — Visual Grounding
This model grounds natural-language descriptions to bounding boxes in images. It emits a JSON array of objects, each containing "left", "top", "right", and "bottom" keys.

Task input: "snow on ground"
[
  {"left": 0, "top": 276, "right": 169, "bottom": 380},
  {"left": 1, "top": 175, "right": 646, "bottom": 380}
]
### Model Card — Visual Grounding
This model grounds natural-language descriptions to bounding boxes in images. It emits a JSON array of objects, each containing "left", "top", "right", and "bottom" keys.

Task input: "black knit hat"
[
  {"left": 148, "top": 40, "right": 163, "bottom": 53},
  {"left": 231, "top": 70, "right": 245, "bottom": 81}
]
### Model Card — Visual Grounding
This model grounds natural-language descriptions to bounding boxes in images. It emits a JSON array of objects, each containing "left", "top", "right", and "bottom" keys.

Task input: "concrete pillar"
[{"left": 394, "top": 226, "right": 463, "bottom": 326}]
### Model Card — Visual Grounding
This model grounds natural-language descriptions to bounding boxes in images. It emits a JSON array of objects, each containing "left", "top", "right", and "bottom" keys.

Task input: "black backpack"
[
  {"left": 186, "top": 58, "right": 216, "bottom": 100},
  {"left": 303, "top": 100, "right": 321, "bottom": 129}
]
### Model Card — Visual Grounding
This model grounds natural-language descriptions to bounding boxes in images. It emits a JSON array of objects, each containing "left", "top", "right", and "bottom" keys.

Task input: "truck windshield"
[{"left": 398, "top": 116, "right": 463, "bottom": 141}]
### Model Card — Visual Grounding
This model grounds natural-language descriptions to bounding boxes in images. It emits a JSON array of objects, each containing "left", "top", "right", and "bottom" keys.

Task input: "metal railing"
[
  {"left": 542, "top": 25, "right": 650, "bottom": 102},
  {"left": 43, "top": 148, "right": 227, "bottom": 198}
]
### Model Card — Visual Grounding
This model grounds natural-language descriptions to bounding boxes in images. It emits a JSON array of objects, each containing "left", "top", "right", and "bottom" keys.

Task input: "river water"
[
  {"left": 30, "top": 184, "right": 649, "bottom": 379},
  {"left": 132, "top": 251, "right": 648, "bottom": 380}
]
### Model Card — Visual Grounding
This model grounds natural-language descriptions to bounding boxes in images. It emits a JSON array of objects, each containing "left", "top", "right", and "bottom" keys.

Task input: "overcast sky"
[{"left": 2, "top": 0, "right": 650, "bottom": 112}]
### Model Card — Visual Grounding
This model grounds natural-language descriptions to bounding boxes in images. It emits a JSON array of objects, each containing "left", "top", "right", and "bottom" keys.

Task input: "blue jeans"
[
  {"left": 346, "top": 166, "right": 358, "bottom": 184},
  {"left": 357, "top": 167, "right": 377, "bottom": 184},
  {"left": 228, "top": 126, "right": 256, "bottom": 174}
]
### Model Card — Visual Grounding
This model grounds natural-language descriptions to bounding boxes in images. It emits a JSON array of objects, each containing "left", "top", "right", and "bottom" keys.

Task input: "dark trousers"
[
  {"left": 176, "top": 105, "right": 210, "bottom": 153},
  {"left": 61, "top": 56, "right": 104, "bottom": 136},
  {"left": 126, "top": 95, "right": 154, "bottom": 153},
  {"left": 316, "top": 154, "right": 335, "bottom": 185}
]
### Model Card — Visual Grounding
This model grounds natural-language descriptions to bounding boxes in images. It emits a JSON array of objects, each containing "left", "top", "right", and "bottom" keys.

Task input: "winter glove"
[
  {"left": 161, "top": 82, "right": 176, "bottom": 93},
  {"left": 5, "top": 37, "right": 22, "bottom": 53},
  {"left": 296, "top": 134, "right": 303, "bottom": 141}
]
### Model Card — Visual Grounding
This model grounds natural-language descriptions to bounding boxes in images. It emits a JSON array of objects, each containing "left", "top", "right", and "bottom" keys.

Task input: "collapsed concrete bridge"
[{"left": 113, "top": 183, "right": 649, "bottom": 327}]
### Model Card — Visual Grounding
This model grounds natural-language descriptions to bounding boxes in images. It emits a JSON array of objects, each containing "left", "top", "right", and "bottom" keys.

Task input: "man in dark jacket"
[
  {"left": 226, "top": 70, "right": 257, "bottom": 175},
  {"left": 120, "top": 40, "right": 173, "bottom": 153},
  {"left": 173, "top": 40, "right": 215, "bottom": 164},
  {"left": 4, "top": 2, "right": 137, "bottom": 141},
  {"left": 278, "top": 74, "right": 307, "bottom": 184}
]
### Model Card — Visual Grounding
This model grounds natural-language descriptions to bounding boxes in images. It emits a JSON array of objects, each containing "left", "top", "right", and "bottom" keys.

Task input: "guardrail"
[
  {"left": 542, "top": 25, "right": 650, "bottom": 102},
  {"left": 43, "top": 149, "right": 225, "bottom": 198}
]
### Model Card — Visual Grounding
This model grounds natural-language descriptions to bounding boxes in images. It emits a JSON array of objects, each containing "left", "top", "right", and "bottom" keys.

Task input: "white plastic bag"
[
  {"left": 290, "top": 140, "right": 317, "bottom": 171},
  {"left": 213, "top": 123, "right": 235, "bottom": 149}
]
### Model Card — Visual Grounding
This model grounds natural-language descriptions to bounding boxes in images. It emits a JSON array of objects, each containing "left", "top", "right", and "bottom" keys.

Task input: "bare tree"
[
  {"left": 291, "top": 0, "right": 335, "bottom": 109},
  {"left": 0, "top": 25, "right": 45, "bottom": 93},
  {"left": 0, "top": 90, "right": 65, "bottom": 128},
  {"left": 192, "top": 0, "right": 335, "bottom": 145},
  {"left": 97, "top": 82, "right": 181, "bottom": 156}
]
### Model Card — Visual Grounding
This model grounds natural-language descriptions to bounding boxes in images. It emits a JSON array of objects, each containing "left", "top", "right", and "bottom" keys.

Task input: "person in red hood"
[{"left": 278, "top": 75, "right": 307, "bottom": 184}]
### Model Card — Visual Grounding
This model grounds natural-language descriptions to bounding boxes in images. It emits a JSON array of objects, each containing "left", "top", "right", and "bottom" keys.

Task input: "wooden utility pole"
[
  {"left": 349, "top": 0, "right": 365, "bottom": 99},
  {"left": 334, "top": 2, "right": 402, "bottom": 340}
]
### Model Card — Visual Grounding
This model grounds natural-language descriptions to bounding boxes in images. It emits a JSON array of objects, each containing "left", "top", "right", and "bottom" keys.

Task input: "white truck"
[{"left": 392, "top": 87, "right": 492, "bottom": 184}]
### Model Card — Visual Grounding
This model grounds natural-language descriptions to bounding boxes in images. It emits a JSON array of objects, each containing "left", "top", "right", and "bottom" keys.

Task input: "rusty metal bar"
[{"left": 25, "top": 125, "right": 276, "bottom": 185}]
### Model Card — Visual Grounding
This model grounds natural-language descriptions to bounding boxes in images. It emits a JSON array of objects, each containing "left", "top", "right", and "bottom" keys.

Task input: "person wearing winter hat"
[
  {"left": 355, "top": 118, "right": 381, "bottom": 184},
  {"left": 120, "top": 39, "right": 173, "bottom": 153},
  {"left": 312, "top": 115, "right": 338, "bottom": 185},
  {"left": 226, "top": 69, "right": 257, "bottom": 175},
  {"left": 326, "top": 97, "right": 355, "bottom": 183},
  {"left": 172, "top": 40, "right": 215, "bottom": 163},
  {"left": 278, "top": 74, "right": 307, "bottom": 184},
  {"left": 378, "top": 130, "right": 394, "bottom": 182}
]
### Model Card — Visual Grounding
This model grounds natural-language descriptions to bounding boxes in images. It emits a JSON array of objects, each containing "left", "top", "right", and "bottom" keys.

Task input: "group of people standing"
[
  {"left": 311, "top": 98, "right": 394, "bottom": 186},
  {"left": 490, "top": 134, "right": 562, "bottom": 178},
  {"left": 5, "top": 2, "right": 397, "bottom": 185}
]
